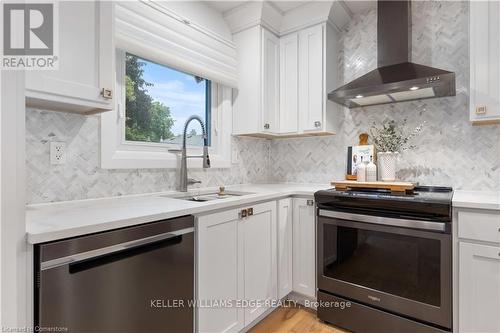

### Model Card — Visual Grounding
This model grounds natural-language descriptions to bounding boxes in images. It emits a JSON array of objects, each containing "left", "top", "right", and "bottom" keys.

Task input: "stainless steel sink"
[{"left": 160, "top": 190, "right": 253, "bottom": 202}]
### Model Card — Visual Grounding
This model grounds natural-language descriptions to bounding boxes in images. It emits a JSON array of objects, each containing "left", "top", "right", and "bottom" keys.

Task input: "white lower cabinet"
[
  {"left": 277, "top": 198, "right": 293, "bottom": 299},
  {"left": 458, "top": 242, "right": 500, "bottom": 333},
  {"left": 457, "top": 209, "right": 500, "bottom": 333},
  {"left": 196, "top": 201, "right": 277, "bottom": 333},
  {"left": 292, "top": 198, "right": 316, "bottom": 298},
  {"left": 197, "top": 208, "right": 244, "bottom": 333},
  {"left": 242, "top": 201, "right": 277, "bottom": 324}
]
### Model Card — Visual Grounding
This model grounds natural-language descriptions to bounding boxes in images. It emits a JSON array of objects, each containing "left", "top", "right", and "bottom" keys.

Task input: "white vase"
[{"left": 377, "top": 152, "right": 399, "bottom": 182}]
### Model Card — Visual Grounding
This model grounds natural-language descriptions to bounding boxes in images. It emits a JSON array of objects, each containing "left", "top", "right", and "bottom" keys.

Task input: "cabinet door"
[
  {"left": 242, "top": 201, "right": 277, "bottom": 325},
  {"left": 277, "top": 198, "right": 293, "bottom": 299},
  {"left": 298, "top": 25, "right": 324, "bottom": 132},
  {"left": 26, "top": 1, "right": 114, "bottom": 112},
  {"left": 459, "top": 242, "right": 500, "bottom": 333},
  {"left": 292, "top": 198, "right": 316, "bottom": 298},
  {"left": 197, "top": 209, "right": 244, "bottom": 333},
  {"left": 279, "top": 33, "right": 299, "bottom": 134},
  {"left": 470, "top": 1, "right": 500, "bottom": 122},
  {"left": 261, "top": 28, "right": 280, "bottom": 134},
  {"left": 232, "top": 26, "right": 262, "bottom": 135}
]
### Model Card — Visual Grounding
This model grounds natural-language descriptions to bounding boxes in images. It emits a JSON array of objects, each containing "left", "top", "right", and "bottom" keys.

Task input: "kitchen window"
[
  {"left": 100, "top": 49, "right": 232, "bottom": 169},
  {"left": 123, "top": 52, "right": 211, "bottom": 147},
  {"left": 100, "top": 1, "right": 236, "bottom": 170}
]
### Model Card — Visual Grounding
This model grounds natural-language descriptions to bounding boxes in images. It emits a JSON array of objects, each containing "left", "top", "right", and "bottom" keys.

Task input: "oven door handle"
[
  {"left": 318, "top": 210, "right": 446, "bottom": 232},
  {"left": 40, "top": 227, "right": 194, "bottom": 271}
]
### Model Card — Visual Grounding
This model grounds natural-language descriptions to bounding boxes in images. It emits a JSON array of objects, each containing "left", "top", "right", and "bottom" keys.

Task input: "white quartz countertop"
[
  {"left": 452, "top": 190, "right": 500, "bottom": 211},
  {"left": 26, "top": 183, "right": 329, "bottom": 244},
  {"left": 26, "top": 184, "right": 500, "bottom": 244}
]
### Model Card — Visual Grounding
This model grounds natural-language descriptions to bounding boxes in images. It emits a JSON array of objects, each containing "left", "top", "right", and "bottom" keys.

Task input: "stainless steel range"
[{"left": 314, "top": 186, "right": 453, "bottom": 333}]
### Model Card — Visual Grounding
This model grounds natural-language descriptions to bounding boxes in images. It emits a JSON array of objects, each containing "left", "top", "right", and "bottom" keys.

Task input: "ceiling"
[{"left": 207, "top": 1, "right": 376, "bottom": 16}]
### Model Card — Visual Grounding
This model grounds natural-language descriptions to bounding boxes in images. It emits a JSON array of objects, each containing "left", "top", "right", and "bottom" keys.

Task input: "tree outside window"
[{"left": 124, "top": 53, "right": 210, "bottom": 146}]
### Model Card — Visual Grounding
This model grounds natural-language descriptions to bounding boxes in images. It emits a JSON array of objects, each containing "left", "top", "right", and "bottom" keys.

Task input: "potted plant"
[{"left": 369, "top": 119, "right": 425, "bottom": 181}]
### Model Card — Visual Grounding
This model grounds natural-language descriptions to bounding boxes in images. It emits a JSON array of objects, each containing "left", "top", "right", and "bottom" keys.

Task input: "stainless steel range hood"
[{"left": 329, "top": 0, "right": 455, "bottom": 108}]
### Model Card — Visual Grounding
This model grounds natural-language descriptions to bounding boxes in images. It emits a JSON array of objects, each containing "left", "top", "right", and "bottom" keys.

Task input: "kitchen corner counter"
[
  {"left": 26, "top": 183, "right": 329, "bottom": 244},
  {"left": 453, "top": 190, "right": 500, "bottom": 211}
]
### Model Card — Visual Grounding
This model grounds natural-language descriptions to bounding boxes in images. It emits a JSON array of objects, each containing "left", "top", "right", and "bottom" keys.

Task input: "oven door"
[{"left": 317, "top": 211, "right": 452, "bottom": 329}]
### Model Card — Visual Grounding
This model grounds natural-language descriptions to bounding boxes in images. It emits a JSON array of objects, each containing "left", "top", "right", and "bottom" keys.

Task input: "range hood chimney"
[{"left": 328, "top": 0, "right": 455, "bottom": 108}]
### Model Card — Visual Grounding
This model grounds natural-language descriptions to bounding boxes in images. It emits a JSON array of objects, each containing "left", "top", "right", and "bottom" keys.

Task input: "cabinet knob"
[
  {"left": 307, "top": 199, "right": 314, "bottom": 206},
  {"left": 247, "top": 207, "right": 253, "bottom": 216},
  {"left": 239, "top": 209, "right": 248, "bottom": 218},
  {"left": 476, "top": 106, "right": 487, "bottom": 115},
  {"left": 264, "top": 123, "right": 270, "bottom": 130},
  {"left": 314, "top": 121, "right": 321, "bottom": 128},
  {"left": 101, "top": 88, "right": 113, "bottom": 100}
]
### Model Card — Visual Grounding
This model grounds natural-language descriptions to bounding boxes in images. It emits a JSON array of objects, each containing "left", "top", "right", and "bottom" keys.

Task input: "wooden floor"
[{"left": 249, "top": 304, "right": 348, "bottom": 333}]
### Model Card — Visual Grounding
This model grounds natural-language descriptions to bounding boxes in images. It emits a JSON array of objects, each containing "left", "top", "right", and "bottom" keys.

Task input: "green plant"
[
  {"left": 124, "top": 54, "right": 175, "bottom": 142},
  {"left": 369, "top": 119, "right": 425, "bottom": 153}
]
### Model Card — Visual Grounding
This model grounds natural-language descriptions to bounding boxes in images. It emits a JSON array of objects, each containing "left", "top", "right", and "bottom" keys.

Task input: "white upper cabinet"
[
  {"left": 233, "top": 26, "right": 280, "bottom": 135},
  {"left": 233, "top": 22, "right": 339, "bottom": 137},
  {"left": 298, "top": 25, "right": 324, "bottom": 132},
  {"left": 26, "top": 1, "right": 114, "bottom": 114},
  {"left": 279, "top": 34, "right": 299, "bottom": 134},
  {"left": 262, "top": 29, "right": 281, "bottom": 134},
  {"left": 470, "top": 1, "right": 500, "bottom": 123}
]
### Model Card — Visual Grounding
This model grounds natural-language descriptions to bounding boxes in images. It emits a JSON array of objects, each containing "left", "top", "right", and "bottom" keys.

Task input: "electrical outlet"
[{"left": 50, "top": 142, "right": 66, "bottom": 165}]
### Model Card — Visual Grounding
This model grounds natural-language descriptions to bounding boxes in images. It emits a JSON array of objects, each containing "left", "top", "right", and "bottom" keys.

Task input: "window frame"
[
  {"left": 100, "top": 49, "right": 232, "bottom": 169},
  {"left": 119, "top": 50, "right": 212, "bottom": 150}
]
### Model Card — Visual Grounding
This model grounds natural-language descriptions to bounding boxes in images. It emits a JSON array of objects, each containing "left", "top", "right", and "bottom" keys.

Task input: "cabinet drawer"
[{"left": 458, "top": 211, "right": 500, "bottom": 244}]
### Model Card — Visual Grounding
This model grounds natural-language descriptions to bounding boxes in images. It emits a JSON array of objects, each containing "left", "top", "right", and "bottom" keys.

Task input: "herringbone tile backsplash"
[
  {"left": 26, "top": 109, "right": 271, "bottom": 203},
  {"left": 272, "top": 1, "right": 500, "bottom": 190},
  {"left": 26, "top": 1, "right": 500, "bottom": 203}
]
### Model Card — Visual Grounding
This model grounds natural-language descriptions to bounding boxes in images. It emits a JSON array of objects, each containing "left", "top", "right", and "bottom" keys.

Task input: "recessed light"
[
  {"left": 355, "top": 95, "right": 363, "bottom": 98},
  {"left": 409, "top": 86, "right": 419, "bottom": 91}
]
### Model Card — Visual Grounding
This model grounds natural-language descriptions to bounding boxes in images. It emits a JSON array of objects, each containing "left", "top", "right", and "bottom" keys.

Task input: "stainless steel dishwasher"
[{"left": 34, "top": 216, "right": 194, "bottom": 333}]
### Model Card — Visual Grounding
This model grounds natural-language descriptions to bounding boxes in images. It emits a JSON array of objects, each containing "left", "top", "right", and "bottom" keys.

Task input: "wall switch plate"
[{"left": 50, "top": 142, "right": 66, "bottom": 165}]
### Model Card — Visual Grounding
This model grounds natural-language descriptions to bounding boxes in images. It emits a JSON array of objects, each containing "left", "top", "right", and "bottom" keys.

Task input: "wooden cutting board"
[{"left": 332, "top": 180, "right": 417, "bottom": 193}]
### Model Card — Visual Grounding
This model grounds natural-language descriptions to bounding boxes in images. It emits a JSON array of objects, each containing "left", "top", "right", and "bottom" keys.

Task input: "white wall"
[{"left": 1, "top": 70, "right": 28, "bottom": 328}]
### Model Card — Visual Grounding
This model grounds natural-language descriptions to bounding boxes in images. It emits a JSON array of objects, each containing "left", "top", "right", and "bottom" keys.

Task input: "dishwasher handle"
[{"left": 40, "top": 227, "right": 194, "bottom": 271}]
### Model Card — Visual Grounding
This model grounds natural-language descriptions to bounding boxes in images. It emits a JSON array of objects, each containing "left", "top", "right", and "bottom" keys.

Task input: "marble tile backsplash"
[
  {"left": 26, "top": 1, "right": 500, "bottom": 203},
  {"left": 26, "top": 109, "right": 271, "bottom": 203}
]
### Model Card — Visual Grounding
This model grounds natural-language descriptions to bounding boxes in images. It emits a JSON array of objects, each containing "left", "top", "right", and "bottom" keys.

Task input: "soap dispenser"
[{"left": 366, "top": 155, "right": 377, "bottom": 182}]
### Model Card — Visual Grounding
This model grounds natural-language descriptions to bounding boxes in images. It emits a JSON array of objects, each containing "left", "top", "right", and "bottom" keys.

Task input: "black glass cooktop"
[{"left": 314, "top": 186, "right": 453, "bottom": 222}]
